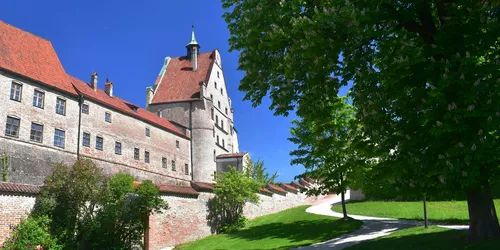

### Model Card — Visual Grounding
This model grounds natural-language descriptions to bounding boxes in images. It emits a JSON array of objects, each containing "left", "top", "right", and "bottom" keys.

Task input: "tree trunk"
[
  {"left": 341, "top": 191, "right": 348, "bottom": 219},
  {"left": 466, "top": 180, "right": 500, "bottom": 240}
]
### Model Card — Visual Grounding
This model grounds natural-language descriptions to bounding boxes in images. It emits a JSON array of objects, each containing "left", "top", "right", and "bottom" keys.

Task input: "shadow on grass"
[
  {"left": 224, "top": 217, "right": 362, "bottom": 250},
  {"left": 346, "top": 226, "right": 500, "bottom": 250}
]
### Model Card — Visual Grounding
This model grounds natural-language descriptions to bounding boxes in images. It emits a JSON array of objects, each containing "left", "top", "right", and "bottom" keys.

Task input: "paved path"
[{"left": 294, "top": 194, "right": 468, "bottom": 250}]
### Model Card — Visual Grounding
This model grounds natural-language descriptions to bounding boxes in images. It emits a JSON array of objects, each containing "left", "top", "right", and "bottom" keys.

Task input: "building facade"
[{"left": 0, "top": 21, "right": 243, "bottom": 185}]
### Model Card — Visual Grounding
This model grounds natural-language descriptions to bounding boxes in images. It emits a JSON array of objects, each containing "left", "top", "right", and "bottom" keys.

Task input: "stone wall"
[{"left": 0, "top": 191, "right": 37, "bottom": 245}]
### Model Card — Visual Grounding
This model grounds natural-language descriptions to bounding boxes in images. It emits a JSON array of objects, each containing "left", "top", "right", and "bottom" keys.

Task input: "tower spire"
[
  {"left": 187, "top": 25, "right": 198, "bottom": 46},
  {"left": 186, "top": 25, "right": 200, "bottom": 71}
]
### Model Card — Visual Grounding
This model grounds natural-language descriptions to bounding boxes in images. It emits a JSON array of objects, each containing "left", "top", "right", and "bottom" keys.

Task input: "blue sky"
[{"left": 2, "top": 1, "right": 348, "bottom": 182}]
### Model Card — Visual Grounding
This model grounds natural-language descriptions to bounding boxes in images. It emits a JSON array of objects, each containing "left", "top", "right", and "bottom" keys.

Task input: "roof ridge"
[{"left": 0, "top": 20, "right": 50, "bottom": 42}]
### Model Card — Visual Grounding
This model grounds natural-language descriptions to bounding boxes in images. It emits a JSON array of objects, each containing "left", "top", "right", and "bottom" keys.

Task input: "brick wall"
[{"left": 0, "top": 192, "right": 36, "bottom": 245}]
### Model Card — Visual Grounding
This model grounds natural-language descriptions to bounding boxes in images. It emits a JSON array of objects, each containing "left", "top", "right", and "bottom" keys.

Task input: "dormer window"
[{"left": 126, "top": 103, "right": 139, "bottom": 112}]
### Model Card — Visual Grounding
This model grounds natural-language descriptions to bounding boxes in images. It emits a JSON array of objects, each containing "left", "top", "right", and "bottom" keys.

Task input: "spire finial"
[
  {"left": 106, "top": 73, "right": 109, "bottom": 83},
  {"left": 187, "top": 25, "right": 198, "bottom": 46}
]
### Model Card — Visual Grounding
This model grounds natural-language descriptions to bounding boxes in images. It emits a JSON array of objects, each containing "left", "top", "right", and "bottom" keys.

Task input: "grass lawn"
[
  {"left": 175, "top": 205, "right": 363, "bottom": 250},
  {"left": 345, "top": 226, "right": 500, "bottom": 250},
  {"left": 332, "top": 200, "right": 500, "bottom": 225}
]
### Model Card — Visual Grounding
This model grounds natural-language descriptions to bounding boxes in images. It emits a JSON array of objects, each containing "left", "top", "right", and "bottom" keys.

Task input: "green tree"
[
  {"left": 3, "top": 216, "right": 62, "bottom": 250},
  {"left": 289, "top": 96, "right": 361, "bottom": 218},
  {"left": 33, "top": 159, "right": 167, "bottom": 249},
  {"left": 211, "top": 166, "right": 261, "bottom": 232},
  {"left": 222, "top": 0, "right": 500, "bottom": 239},
  {"left": 245, "top": 158, "right": 278, "bottom": 185}
]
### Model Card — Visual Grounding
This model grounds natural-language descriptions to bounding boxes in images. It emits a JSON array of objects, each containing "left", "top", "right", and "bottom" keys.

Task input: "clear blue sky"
[{"left": 3, "top": 1, "right": 349, "bottom": 182}]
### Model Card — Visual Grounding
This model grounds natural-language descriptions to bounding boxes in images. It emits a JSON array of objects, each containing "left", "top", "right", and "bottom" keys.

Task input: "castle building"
[{"left": 0, "top": 21, "right": 245, "bottom": 185}]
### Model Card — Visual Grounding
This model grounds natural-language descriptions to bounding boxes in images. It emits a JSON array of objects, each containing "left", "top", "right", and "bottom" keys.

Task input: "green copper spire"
[{"left": 187, "top": 25, "right": 199, "bottom": 46}]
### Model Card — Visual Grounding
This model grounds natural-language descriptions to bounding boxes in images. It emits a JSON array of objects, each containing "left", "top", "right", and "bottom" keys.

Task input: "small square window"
[
  {"left": 54, "top": 129, "right": 65, "bottom": 148},
  {"left": 96, "top": 136, "right": 103, "bottom": 151},
  {"left": 82, "top": 103, "right": 89, "bottom": 114},
  {"left": 56, "top": 98, "right": 66, "bottom": 115},
  {"left": 5, "top": 116, "right": 20, "bottom": 138},
  {"left": 82, "top": 132, "right": 90, "bottom": 147},
  {"left": 30, "top": 123, "right": 43, "bottom": 143},
  {"left": 171, "top": 160, "right": 176, "bottom": 171},
  {"left": 146, "top": 127, "right": 150, "bottom": 137},
  {"left": 176, "top": 140, "right": 180, "bottom": 149},
  {"left": 115, "top": 142, "right": 122, "bottom": 155},
  {"left": 33, "top": 90, "right": 44, "bottom": 109},
  {"left": 162, "top": 157, "right": 167, "bottom": 168},
  {"left": 105, "top": 112, "right": 112, "bottom": 123},
  {"left": 145, "top": 151, "right": 150, "bottom": 163},
  {"left": 134, "top": 148, "right": 140, "bottom": 160},
  {"left": 185, "top": 164, "right": 189, "bottom": 175},
  {"left": 10, "top": 82, "right": 22, "bottom": 102}
]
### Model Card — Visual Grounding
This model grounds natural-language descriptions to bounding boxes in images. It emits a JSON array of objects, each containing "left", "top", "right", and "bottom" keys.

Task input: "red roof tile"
[
  {"left": 191, "top": 181, "right": 215, "bottom": 192},
  {"left": 259, "top": 187, "right": 273, "bottom": 195},
  {"left": 305, "top": 177, "right": 315, "bottom": 183},
  {"left": 151, "top": 52, "right": 215, "bottom": 104},
  {"left": 266, "top": 184, "right": 287, "bottom": 195},
  {"left": 299, "top": 179, "right": 311, "bottom": 187},
  {"left": 290, "top": 181, "right": 304, "bottom": 189},
  {"left": 216, "top": 152, "right": 248, "bottom": 159},
  {"left": 280, "top": 183, "right": 298, "bottom": 193},
  {"left": 157, "top": 184, "right": 199, "bottom": 196},
  {"left": 0, "top": 21, "right": 77, "bottom": 95},
  {"left": 70, "top": 75, "right": 186, "bottom": 138},
  {"left": 0, "top": 182, "right": 41, "bottom": 194}
]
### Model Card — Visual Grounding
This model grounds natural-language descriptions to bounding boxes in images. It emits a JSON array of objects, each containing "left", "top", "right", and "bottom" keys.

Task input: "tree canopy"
[{"left": 222, "top": 0, "right": 500, "bottom": 239}]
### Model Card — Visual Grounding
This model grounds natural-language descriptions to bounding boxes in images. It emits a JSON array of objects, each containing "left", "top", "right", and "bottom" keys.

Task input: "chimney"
[
  {"left": 192, "top": 47, "right": 198, "bottom": 72},
  {"left": 91, "top": 72, "right": 98, "bottom": 90},
  {"left": 104, "top": 81, "right": 113, "bottom": 97},
  {"left": 146, "top": 87, "right": 154, "bottom": 108}
]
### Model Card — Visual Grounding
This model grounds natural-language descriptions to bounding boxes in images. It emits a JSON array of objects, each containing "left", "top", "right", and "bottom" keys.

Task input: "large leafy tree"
[
  {"left": 289, "top": 96, "right": 360, "bottom": 218},
  {"left": 222, "top": 0, "right": 500, "bottom": 239}
]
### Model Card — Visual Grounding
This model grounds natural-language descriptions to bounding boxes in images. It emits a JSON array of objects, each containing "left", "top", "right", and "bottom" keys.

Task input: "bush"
[
  {"left": 3, "top": 216, "right": 62, "bottom": 250},
  {"left": 219, "top": 216, "right": 249, "bottom": 233}
]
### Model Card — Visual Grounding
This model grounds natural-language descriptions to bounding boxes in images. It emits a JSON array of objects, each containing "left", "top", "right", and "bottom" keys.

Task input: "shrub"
[
  {"left": 220, "top": 216, "right": 249, "bottom": 233},
  {"left": 3, "top": 216, "right": 62, "bottom": 250}
]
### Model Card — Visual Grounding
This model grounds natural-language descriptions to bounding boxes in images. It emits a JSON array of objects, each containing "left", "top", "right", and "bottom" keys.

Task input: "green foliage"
[
  {"left": 3, "top": 216, "right": 62, "bottom": 250},
  {"left": 220, "top": 216, "right": 249, "bottom": 233},
  {"left": 31, "top": 159, "right": 167, "bottom": 249},
  {"left": 244, "top": 158, "right": 278, "bottom": 185},
  {"left": 1, "top": 153, "right": 8, "bottom": 182},
  {"left": 210, "top": 166, "right": 261, "bottom": 231}
]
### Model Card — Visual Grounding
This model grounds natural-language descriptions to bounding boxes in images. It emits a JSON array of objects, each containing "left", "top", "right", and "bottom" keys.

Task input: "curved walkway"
[{"left": 294, "top": 194, "right": 468, "bottom": 250}]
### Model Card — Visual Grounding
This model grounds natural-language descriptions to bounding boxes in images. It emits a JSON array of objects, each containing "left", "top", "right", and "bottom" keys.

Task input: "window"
[
  {"left": 176, "top": 140, "right": 180, "bottom": 149},
  {"left": 10, "top": 82, "right": 22, "bottom": 102},
  {"left": 162, "top": 157, "right": 167, "bottom": 168},
  {"left": 115, "top": 142, "right": 122, "bottom": 155},
  {"left": 213, "top": 150, "right": 216, "bottom": 161},
  {"left": 222, "top": 139, "right": 225, "bottom": 148},
  {"left": 225, "top": 107, "right": 228, "bottom": 115},
  {"left": 105, "top": 112, "right": 112, "bottom": 123},
  {"left": 5, "top": 117, "right": 20, "bottom": 138},
  {"left": 82, "top": 132, "right": 90, "bottom": 147},
  {"left": 210, "top": 94, "right": 213, "bottom": 101},
  {"left": 145, "top": 127, "right": 150, "bottom": 137},
  {"left": 134, "top": 148, "right": 140, "bottom": 160},
  {"left": 96, "top": 136, "right": 103, "bottom": 151},
  {"left": 215, "top": 82, "right": 217, "bottom": 89},
  {"left": 217, "top": 135, "right": 219, "bottom": 144},
  {"left": 217, "top": 71, "right": 220, "bottom": 78},
  {"left": 221, "top": 120, "right": 224, "bottom": 130},
  {"left": 33, "top": 90, "right": 44, "bottom": 109},
  {"left": 54, "top": 129, "right": 65, "bottom": 148},
  {"left": 221, "top": 88, "right": 223, "bottom": 95},
  {"left": 216, "top": 115, "right": 218, "bottom": 125},
  {"left": 82, "top": 103, "right": 89, "bottom": 114},
  {"left": 171, "top": 160, "right": 176, "bottom": 171},
  {"left": 211, "top": 108, "right": 214, "bottom": 120},
  {"left": 145, "top": 151, "right": 150, "bottom": 163},
  {"left": 30, "top": 123, "right": 43, "bottom": 143},
  {"left": 56, "top": 98, "right": 66, "bottom": 115},
  {"left": 218, "top": 101, "right": 221, "bottom": 109},
  {"left": 230, "top": 126, "right": 233, "bottom": 135},
  {"left": 185, "top": 164, "right": 189, "bottom": 175},
  {"left": 213, "top": 127, "right": 215, "bottom": 137}
]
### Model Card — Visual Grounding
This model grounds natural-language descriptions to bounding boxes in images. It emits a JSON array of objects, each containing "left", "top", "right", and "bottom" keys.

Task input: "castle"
[{"left": 0, "top": 21, "right": 247, "bottom": 185}]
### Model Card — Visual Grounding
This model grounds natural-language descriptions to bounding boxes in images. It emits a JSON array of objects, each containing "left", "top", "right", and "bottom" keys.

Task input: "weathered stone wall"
[{"left": 0, "top": 192, "right": 36, "bottom": 245}]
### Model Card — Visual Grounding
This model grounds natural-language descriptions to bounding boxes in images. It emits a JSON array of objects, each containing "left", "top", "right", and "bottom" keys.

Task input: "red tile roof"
[
  {"left": 0, "top": 21, "right": 77, "bottom": 95},
  {"left": 305, "top": 177, "right": 315, "bottom": 183},
  {"left": 0, "top": 182, "right": 41, "bottom": 194},
  {"left": 280, "top": 183, "right": 298, "bottom": 193},
  {"left": 70, "top": 75, "right": 186, "bottom": 138},
  {"left": 259, "top": 187, "right": 273, "bottom": 195},
  {"left": 157, "top": 184, "right": 199, "bottom": 196},
  {"left": 151, "top": 52, "right": 215, "bottom": 104},
  {"left": 216, "top": 152, "right": 248, "bottom": 159},
  {"left": 266, "top": 184, "right": 287, "bottom": 195},
  {"left": 299, "top": 179, "right": 311, "bottom": 187},
  {"left": 290, "top": 181, "right": 304, "bottom": 189},
  {"left": 191, "top": 181, "right": 215, "bottom": 192}
]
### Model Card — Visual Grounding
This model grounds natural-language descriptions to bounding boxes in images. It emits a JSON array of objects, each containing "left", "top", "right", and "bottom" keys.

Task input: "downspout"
[
  {"left": 77, "top": 94, "right": 83, "bottom": 160},
  {"left": 189, "top": 102, "right": 194, "bottom": 181}
]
